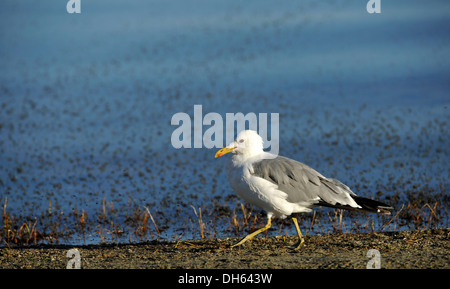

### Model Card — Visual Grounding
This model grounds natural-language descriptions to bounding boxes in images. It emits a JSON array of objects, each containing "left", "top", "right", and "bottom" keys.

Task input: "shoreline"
[{"left": 1, "top": 228, "right": 448, "bottom": 269}]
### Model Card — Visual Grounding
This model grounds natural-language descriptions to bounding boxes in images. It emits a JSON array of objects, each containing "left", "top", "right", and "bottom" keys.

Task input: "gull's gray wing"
[
  {"left": 251, "top": 156, "right": 393, "bottom": 214},
  {"left": 250, "top": 156, "right": 359, "bottom": 209}
]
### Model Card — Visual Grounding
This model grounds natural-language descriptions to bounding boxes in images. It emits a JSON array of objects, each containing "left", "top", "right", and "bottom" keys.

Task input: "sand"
[{"left": 1, "top": 228, "right": 448, "bottom": 269}]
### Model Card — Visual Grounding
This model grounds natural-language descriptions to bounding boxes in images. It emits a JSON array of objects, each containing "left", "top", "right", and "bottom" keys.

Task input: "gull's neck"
[{"left": 231, "top": 150, "right": 275, "bottom": 166}]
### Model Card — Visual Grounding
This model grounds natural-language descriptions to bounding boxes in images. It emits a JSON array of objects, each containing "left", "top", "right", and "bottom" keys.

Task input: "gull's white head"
[{"left": 215, "top": 130, "right": 264, "bottom": 158}]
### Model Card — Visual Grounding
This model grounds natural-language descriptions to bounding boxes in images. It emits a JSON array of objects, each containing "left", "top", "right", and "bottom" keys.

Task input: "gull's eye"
[{"left": 239, "top": 139, "right": 244, "bottom": 143}]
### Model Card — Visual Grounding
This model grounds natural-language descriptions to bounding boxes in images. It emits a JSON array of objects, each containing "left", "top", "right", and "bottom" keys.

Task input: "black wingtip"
[
  {"left": 317, "top": 196, "right": 394, "bottom": 214},
  {"left": 353, "top": 196, "right": 394, "bottom": 215}
]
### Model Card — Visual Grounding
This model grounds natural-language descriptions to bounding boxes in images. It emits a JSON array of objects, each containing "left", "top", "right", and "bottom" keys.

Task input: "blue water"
[{"left": 1, "top": 0, "right": 449, "bottom": 244}]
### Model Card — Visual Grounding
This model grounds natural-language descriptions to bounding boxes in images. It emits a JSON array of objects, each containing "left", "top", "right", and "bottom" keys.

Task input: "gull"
[{"left": 215, "top": 130, "right": 394, "bottom": 249}]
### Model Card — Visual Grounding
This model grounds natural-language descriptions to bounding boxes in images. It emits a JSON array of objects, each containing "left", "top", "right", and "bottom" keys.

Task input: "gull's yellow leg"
[
  {"left": 286, "top": 215, "right": 305, "bottom": 250},
  {"left": 231, "top": 217, "right": 272, "bottom": 248}
]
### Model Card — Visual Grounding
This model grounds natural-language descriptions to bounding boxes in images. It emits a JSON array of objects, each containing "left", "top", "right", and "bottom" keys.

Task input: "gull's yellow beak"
[{"left": 215, "top": 146, "right": 236, "bottom": 158}]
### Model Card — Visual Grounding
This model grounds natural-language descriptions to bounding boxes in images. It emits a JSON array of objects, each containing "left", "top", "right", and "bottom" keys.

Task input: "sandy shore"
[{"left": 1, "top": 229, "right": 448, "bottom": 269}]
